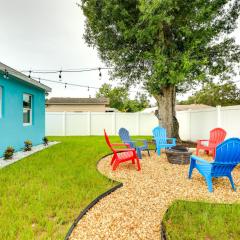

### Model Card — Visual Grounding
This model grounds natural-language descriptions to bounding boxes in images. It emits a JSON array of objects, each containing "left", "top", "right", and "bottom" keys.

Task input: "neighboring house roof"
[
  {"left": 46, "top": 97, "right": 110, "bottom": 105},
  {"left": 141, "top": 104, "right": 213, "bottom": 113},
  {"left": 0, "top": 62, "right": 51, "bottom": 92},
  {"left": 176, "top": 104, "right": 214, "bottom": 111}
]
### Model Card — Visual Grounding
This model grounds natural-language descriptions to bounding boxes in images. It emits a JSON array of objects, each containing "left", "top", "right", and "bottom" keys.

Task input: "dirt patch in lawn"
[{"left": 70, "top": 151, "right": 240, "bottom": 240}]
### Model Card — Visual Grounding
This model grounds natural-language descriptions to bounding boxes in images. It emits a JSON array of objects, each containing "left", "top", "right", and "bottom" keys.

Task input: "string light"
[
  {"left": 87, "top": 86, "right": 90, "bottom": 92},
  {"left": 38, "top": 78, "right": 41, "bottom": 83},
  {"left": 28, "top": 70, "right": 32, "bottom": 78},
  {"left": 65, "top": 83, "right": 67, "bottom": 89},
  {"left": 98, "top": 67, "right": 102, "bottom": 80},
  {"left": 59, "top": 70, "right": 62, "bottom": 81}
]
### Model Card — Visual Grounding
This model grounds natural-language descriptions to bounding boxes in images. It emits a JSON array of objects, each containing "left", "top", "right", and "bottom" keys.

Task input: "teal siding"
[{"left": 0, "top": 73, "right": 45, "bottom": 157}]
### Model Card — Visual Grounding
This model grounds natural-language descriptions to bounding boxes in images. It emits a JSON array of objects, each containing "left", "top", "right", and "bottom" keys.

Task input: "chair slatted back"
[
  {"left": 212, "top": 138, "right": 240, "bottom": 175},
  {"left": 209, "top": 128, "right": 226, "bottom": 147},
  {"left": 152, "top": 126, "right": 167, "bottom": 144},
  {"left": 119, "top": 128, "right": 131, "bottom": 142},
  {"left": 104, "top": 129, "right": 115, "bottom": 153}
]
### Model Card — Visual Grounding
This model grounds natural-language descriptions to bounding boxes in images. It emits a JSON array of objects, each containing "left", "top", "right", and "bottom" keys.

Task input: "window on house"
[
  {"left": 0, "top": 86, "right": 2, "bottom": 118},
  {"left": 23, "top": 94, "right": 32, "bottom": 125}
]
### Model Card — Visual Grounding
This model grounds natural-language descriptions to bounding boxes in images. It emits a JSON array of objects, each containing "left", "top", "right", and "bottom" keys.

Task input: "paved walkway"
[{"left": 70, "top": 152, "right": 240, "bottom": 240}]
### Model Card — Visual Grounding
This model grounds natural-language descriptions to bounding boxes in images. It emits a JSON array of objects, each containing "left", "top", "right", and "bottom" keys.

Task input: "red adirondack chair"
[
  {"left": 104, "top": 130, "right": 141, "bottom": 171},
  {"left": 196, "top": 128, "right": 227, "bottom": 158}
]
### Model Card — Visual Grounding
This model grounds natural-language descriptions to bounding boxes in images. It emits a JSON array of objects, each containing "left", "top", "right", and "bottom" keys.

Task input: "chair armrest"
[
  {"left": 115, "top": 148, "right": 136, "bottom": 152},
  {"left": 123, "top": 141, "right": 136, "bottom": 148},
  {"left": 212, "top": 162, "right": 237, "bottom": 166},
  {"left": 112, "top": 143, "right": 130, "bottom": 148},
  {"left": 191, "top": 155, "right": 212, "bottom": 165}
]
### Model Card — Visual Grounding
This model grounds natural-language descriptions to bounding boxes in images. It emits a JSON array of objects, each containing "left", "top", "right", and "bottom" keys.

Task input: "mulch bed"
[{"left": 70, "top": 151, "right": 240, "bottom": 240}]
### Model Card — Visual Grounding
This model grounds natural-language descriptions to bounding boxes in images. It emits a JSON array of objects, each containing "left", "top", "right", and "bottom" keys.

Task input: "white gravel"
[{"left": 0, "top": 141, "right": 59, "bottom": 169}]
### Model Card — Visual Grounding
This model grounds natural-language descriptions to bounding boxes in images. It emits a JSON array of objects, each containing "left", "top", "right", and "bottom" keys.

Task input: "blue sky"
[{"left": 0, "top": 0, "right": 239, "bottom": 102}]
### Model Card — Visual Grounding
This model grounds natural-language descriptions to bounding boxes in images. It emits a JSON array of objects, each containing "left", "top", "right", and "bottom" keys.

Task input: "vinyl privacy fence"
[
  {"left": 46, "top": 112, "right": 158, "bottom": 136},
  {"left": 46, "top": 105, "right": 240, "bottom": 141}
]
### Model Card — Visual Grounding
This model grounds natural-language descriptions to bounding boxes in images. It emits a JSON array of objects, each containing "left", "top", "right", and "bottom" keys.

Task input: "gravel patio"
[{"left": 70, "top": 151, "right": 240, "bottom": 240}]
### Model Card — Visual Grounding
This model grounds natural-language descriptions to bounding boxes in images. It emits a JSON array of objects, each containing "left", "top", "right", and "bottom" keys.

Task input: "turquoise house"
[{"left": 0, "top": 62, "right": 51, "bottom": 157}]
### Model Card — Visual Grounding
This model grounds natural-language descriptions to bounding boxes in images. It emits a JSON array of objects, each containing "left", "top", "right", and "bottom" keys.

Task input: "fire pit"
[{"left": 165, "top": 146, "right": 192, "bottom": 165}]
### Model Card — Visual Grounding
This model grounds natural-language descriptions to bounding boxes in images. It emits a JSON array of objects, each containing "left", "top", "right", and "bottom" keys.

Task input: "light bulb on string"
[
  {"left": 38, "top": 78, "right": 41, "bottom": 83},
  {"left": 28, "top": 70, "right": 32, "bottom": 78},
  {"left": 87, "top": 86, "right": 90, "bottom": 92},
  {"left": 59, "top": 70, "right": 62, "bottom": 81},
  {"left": 98, "top": 67, "right": 102, "bottom": 80},
  {"left": 65, "top": 83, "right": 67, "bottom": 89}
]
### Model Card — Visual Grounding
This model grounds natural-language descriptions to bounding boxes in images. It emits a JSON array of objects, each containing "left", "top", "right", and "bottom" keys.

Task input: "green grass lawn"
[
  {"left": 1, "top": 136, "right": 239, "bottom": 239},
  {"left": 162, "top": 200, "right": 240, "bottom": 240},
  {"left": 0, "top": 136, "right": 123, "bottom": 239}
]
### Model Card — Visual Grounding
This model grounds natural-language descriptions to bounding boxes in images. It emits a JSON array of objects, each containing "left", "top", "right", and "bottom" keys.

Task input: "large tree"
[
  {"left": 81, "top": 0, "right": 240, "bottom": 137},
  {"left": 180, "top": 82, "right": 240, "bottom": 106}
]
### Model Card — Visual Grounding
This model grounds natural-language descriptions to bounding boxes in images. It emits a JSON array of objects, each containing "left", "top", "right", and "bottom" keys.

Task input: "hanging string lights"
[{"left": 19, "top": 66, "right": 144, "bottom": 94}]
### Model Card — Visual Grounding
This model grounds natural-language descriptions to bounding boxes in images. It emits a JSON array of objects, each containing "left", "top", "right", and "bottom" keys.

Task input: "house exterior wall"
[
  {"left": 46, "top": 104, "right": 106, "bottom": 112},
  {"left": 0, "top": 74, "right": 46, "bottom": 156}
]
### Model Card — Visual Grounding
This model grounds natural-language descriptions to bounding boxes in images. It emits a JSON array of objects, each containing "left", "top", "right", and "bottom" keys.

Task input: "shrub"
[
  {"left": 43, "top": 137, "right": 49, "bottom": 146},
  {"left": 24, "top": 140, "right": 32, "bottom": 151},
  {"left": 4, "top": 147, "right": 15, "bottom": 160}
]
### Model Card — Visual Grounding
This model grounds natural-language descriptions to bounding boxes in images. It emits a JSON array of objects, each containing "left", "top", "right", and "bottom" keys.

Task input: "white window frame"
[
  {"left": 23, "top": 93, "right": 32, "bottom": 126},
  {"left": 0, "top": 86, "right": 2, "bottom": 119}
]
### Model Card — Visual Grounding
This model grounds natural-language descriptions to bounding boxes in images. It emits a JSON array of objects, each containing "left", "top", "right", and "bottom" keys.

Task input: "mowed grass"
[
  {"left": 0, "top": 136, "right": 123, "bottom": 240},
  {"left": 162, "top": 200, "right": 240, "bottom": 240}
]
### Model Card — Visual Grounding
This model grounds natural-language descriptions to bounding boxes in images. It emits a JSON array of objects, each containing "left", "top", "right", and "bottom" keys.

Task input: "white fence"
[
  {"left": 46, "top": 112, "right": 158, "bottom": 136},
  {"left": 46, "top": 105, "right": 240, "bottom": 141},
  {"left": 177, "top": 105, "right": 240, "bottom": 141}
]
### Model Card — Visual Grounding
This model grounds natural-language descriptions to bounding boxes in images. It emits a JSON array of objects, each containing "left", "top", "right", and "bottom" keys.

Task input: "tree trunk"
[{"left": 155, "top": 85, "right": 181, "bottom": 141}]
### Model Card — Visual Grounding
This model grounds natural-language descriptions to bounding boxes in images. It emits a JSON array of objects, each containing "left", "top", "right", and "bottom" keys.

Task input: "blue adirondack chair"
[
  {"left": 118, "top": 128, "right": 150, "bottom": 159},
  {"left": 189, "top": 138, "right": 240, "bottom": 192},
  {"left": 152, "top": 126, "right": 176, "bottom": 156}
]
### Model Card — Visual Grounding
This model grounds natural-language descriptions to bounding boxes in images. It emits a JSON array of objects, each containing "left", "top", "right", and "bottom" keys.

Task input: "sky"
[{"left": 0, "top": 0, "right": 239, "bottom": 103}]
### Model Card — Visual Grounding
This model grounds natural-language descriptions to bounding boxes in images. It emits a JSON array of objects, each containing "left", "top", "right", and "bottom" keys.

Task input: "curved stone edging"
[
  {"left": 161, "top": 222, "right": 167, "bottom": 240},
  {"left": 65, "top": 153, "right": 123, "bottom": 240}
]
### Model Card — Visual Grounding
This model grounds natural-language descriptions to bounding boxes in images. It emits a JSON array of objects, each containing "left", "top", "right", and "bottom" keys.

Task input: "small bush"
[
  {"left": 4, "top": 147, "right": 15, "bottom": 160},
  {"left": 24, "top": 140, "right": 32, "bottom": 151},
  {"left": 43, "top": 137, "right": 49, "bottom": 146}
]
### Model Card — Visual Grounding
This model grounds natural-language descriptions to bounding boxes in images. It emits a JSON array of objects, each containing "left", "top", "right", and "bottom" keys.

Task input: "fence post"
[
  {"left": 88, "top": 112, "right": 91, "bottom": 136},
  {"left": 137, "top": 112, "right": 140, "bottom": 135},
  {"left": 112, "top": 112, "right": 117, "bottom": 135},
  {"left": 63, "top": 112, "right": 66, "bottom": 136},
  {"left": 188, "top": 109, "right": 191, "bottom": 141},
  {"left": 217, "top": 105, "right": 222, "bottom": 127}
]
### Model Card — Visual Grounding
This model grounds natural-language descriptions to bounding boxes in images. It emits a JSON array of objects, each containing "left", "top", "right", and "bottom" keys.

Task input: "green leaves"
[
  {"left": 180, "top": 82, "right": 240, "bottom": 107},
  {"left": 81, "top": 0, "right": 240, "bottom": 94},
  {"left": 96, "top": 83, "right": 150, "bottom": 112}
]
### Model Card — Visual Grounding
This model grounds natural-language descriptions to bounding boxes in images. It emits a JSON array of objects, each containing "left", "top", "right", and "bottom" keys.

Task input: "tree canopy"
[
  {"left": 96, "top": 83, "right": 150, "bottom": 112},
  {"left": 81, "top": 0, "right": 240, "bottom": 137},
  {"left": 180, "top": 82, "right": 240, "bottom": 107}
]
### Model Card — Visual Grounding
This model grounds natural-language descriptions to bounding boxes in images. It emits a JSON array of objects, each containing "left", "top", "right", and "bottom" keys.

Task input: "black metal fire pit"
[{"left": 165, "top": 145, "right": 192, "bottom": 165}]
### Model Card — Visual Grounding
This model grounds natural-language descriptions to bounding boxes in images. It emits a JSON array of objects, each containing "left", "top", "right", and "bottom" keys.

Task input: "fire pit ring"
[{"left": 165, "top": 146, "right": 192, "bottom": 165}]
